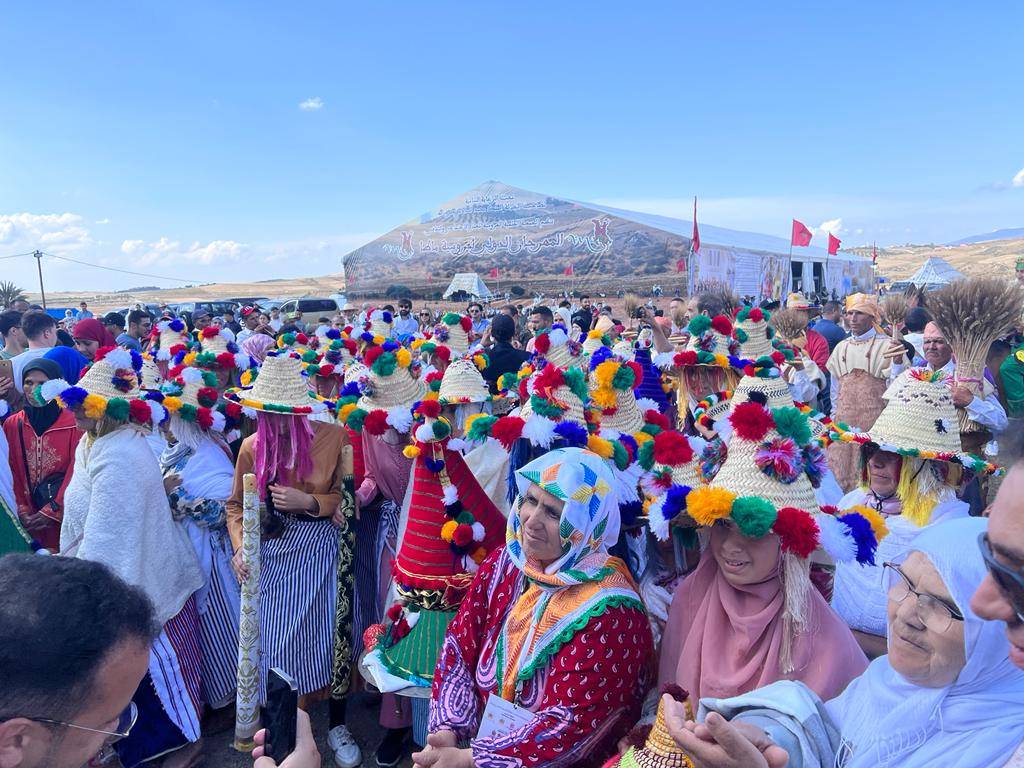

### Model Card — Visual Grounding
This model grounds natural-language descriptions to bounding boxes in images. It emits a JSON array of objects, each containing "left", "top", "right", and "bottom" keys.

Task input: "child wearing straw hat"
[
  {"left": 224, "top": 353, "right": 363, "bottom": 766},
  {"left": 40, "top": 346, "right": 206, "bottom": 766}
]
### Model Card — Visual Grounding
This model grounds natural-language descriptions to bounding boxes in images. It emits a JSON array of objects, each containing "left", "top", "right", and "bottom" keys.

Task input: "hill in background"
[{"left": 851, "top": 237, "right": 1024, "bottom": 282}]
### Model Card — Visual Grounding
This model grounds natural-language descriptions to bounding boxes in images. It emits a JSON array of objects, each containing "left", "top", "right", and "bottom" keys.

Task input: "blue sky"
[{"left": 1, "top": 2, "right": 1022, "bottom": 291}]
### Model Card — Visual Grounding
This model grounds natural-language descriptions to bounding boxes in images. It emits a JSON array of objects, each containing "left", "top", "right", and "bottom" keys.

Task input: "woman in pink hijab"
[
  {"left": 240, "top": 333, "right": 276, "bottom": 365},
  {"left": 72, "top": 318, "right": 116, "bottom": 361}
]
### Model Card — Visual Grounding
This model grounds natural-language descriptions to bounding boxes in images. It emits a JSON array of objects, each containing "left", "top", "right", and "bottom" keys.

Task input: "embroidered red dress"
[
  {"left": 3, "top": 409, "right": 81, "bottom": 551},
  {"left": 429, "top": 546, "right": 653, "bottom": 768}
]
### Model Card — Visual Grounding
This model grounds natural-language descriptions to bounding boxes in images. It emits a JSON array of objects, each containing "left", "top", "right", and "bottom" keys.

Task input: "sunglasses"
[{"left": 978, "top": 532, "right": 1024, "bottom": 623}]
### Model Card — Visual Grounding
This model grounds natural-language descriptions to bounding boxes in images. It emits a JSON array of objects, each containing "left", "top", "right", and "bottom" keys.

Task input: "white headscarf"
[{"left": 827, "top": 516, "right": 1024, "bottom": 767}]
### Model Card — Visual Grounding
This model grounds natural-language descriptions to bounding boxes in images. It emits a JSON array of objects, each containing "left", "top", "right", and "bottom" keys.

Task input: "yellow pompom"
[
  {"left": 83, "top": 394, "right": 107, "bottom": 420},
  {"left": 403, "top": 445, "right": 421, "bottom": 459},
  {"left": 372, "top": 335, "right": 384, "bottom": 345},
  {"left": 411, "top": 339, "right": 424, "bottom": 350},
  {"left": 686, "top": 486, "right": 736, "bottom": 527},
  {"left": 632, "top": 431, "right": 653, "bottom": 446},
  {"left": 337, "top": 403, "right": 357, "bottom": 423},
  {"left": 396, "top": 347, "right": 412, "bottom": 367},
  {"left": 162, "top": 396, "right": 183, "bottom": 413},
  {"left": 594, "top": 360, "right": 618, "bottom": 390},
  {"left": 473, "top": 354, "right": 487, "bottom": 371},
  {"left": 591, "top": 387, "right": 618, "bottom": 409},
  {"left": 441, "top": 520, "right": 458, "bottom": 543},
  {"left": 587, "top": 434, "right": 615, "bottom": 460},
  {"left": 183, "top": 351, "right": 197, "bottom": 366},
  {"left": 713, "top": 354, "right": 728, "bottom": 366},
  {"left": 240, "top": 370, "right": 254, "bottom": 386},
  {"left": 587, "top": 329, "right": 603, "bottom": 339},
  {"left": 471, "top": 547, "right": 488, "bottom": 564},
  {"left": 850, "top": 504, "right": 889, "bottom": 542}
]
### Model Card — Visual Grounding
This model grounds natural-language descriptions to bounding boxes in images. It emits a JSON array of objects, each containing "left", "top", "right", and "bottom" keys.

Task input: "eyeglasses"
[
  {"left": 978, "top": 532, "right": 1024, "bottom": 623},
  {"left": 22, "top": 701, "right": 137, "bottom": 741},
  {"left": 884, "top": 562, "right": 964, "bottom": 633}
]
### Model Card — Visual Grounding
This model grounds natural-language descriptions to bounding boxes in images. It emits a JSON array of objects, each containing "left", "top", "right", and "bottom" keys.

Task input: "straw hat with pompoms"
[
  {"left": 339, "top": 340, "right": 427, "bottom": 436},
  {"left": 223, "top": 351, "right": 326, "bottom": 416},
  {"left": 438, "top": 354, "right": 492, "bottom": 405}
]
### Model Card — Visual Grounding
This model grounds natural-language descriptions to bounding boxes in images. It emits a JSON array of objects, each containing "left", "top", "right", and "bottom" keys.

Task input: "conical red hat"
[{"left": 394, "top": 437, "right": 506, "bottom": 593}]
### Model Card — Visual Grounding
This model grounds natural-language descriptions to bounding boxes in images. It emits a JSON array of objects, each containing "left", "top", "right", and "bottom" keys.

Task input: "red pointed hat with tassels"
[{"left": 393, "top": 400, "right": 506, "bottom": 597}]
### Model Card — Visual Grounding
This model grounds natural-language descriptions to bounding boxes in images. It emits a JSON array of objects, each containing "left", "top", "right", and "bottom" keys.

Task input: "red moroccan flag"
[
  {"left": 872, "top": 244, "right": 878, "bottom": 265},
  {"left": 827, "top": 233, "right": 841, "bottom": 255},
  {"left": 791, "top": 219, "right": 813, "bottom": 247},
  {"left": 676, "top": 258, "right": 686, "bottom": 273},
  {"left": 563, "top": 264, "right": 574, "bottom": 276},
  {"left": 691, "top": 196, "right": 701, "bottom": 254},
  {"left": 488, "top": 267, "right": 499, "bottom": 278}
]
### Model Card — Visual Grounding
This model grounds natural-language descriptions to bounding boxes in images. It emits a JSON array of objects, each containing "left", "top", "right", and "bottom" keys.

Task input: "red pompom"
[
  {"left": 128, "top": 399, "right": 152, "bottom": 424},
  {"left": 452, "top": 524, "right": 474, "bottom": 548},
  {"left": 491, "top": 416, "right": 525, "bottom": 449},
  {"left": 652, "top": 431, "right": 694, "bottom": 466},
  {"left": 773, "top": 507, "right": 820, "bottom": 558},
  {"left": 743, "top": 364, "right": 756, "bottom": 377},
  {"left": 201, "top": 327, "right": 220, "bottom": 339},
  {"left": 363, "top": 346, "right": 383, "bottom": 367},
  {"left": 343, "top": 339, "right": 357, "bottom": 355},
  {"left": 534, "top": 333, "right": 551, "bottom": 355},
  {"left": 94, "top": 346, "right": 116, "bottom": 362},
  {"left": 770, "top": 351, "right": 785, "bottom": 364},
  {"left": 418, "top": 399, "right": 442, "bottom": 418},
  {"left": 645, "top": 410, "right": 670, "bottom": 431},
  {"left": 224, "top": 402, "right": 243, "bottom": 420},
  {"left": 386, "top": 603, "right": 404, "bottom": 622},
  {"left": 434, "top": 345, "right": 451, "bottom": 363},
  {"left": 167, "top": 364, "right": 186, "bottom": 380},
  {"left": 216, "top": 352, "right": 235, "bottom": 369},
  {"left": 425, "top": 370, "right": 444, "bottom": 384},
  {"left": 675, "top": 351, "right": 698, "bottom": 367},
  {"left": 459, "top": 316, "right": 472, "bottom": 332},
  {"left": 532, "top": 363, "right": 565, "bottom": 396},
  {"left": 749, "top": 308, "right": 764, "bottom": 322},
  {"left": 626, "top": 360, "right": 643, "bottom": 387},
  {"left": 196, "top": 408, "right": 214, "bottom": 430},
  {"left": 819, "top": 504, "right": 840, "bottom": 517},
  {"left": 295, "top": 333, "right": 309, "bottom": 345},
  {"left": 517, "top": 378, "right": 530, "bottom": 401},
  {"left": 364, "top": 409, "right": 389, "bottom": 435},
  {"left": 197, "top": 386, "right": 219, "bottom": 407},
  {"left": 729, "top": 401, "right": 773, "bottom": 441},
  {"left": 711, "top": 315, "right": 733, "bottom": 335}
]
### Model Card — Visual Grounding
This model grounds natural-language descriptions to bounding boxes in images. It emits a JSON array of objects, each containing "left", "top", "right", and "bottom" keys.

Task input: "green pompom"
[
  {"left": 302, "top": 350, "right": 319, "bottom": 363},
  {"left": 612, "top": 363, "right": 636, "bottom": 391},
  {"left": 346, "top": 408, "right": 368, "bottom": 431},
  {"left": 733, "top": 328, "right": 749, "bottom": 343},
  {"left": 771, "top": 406, "right": 812, "bottom": 445},
  {"left": 530, "top": 395, "right": 564, "bottom": 420},
  {"left": 611, "top": 440, "right": 630, "bottom": 471},
  {"left": 442, "top": 312, "right": 461, "bottom": 325},
  {"left": 731, "top": 496, "right": 777, "bottom": 538},
  {"left": 735, "top": 307, "right": 752, "bottom": 323},
  {"left": 106, "top": 398, "right": 130, "bottom": 421},
  {"left": 687, "top": 314, "right": 712, "bottom": 336},
  {"left": 467, "top": 415, "right": 498, "bottom": 442},
  {"left": 202, "top": 370, "right": 218, "bottom": 387},
  {"left": 372, "top": 352, "right": 398, "bottom": 377},
  {"left": 562, "top": 366, "right": 589, "bottom": 402},
  {"left": 179, "top": 403, "right": 198, "bottom": 422},
  {"left": 432, "top": 419, "right": 451, "bottom": 440},
  {"left": 637, "top": 439, "right": 655, "bottom": 470}
]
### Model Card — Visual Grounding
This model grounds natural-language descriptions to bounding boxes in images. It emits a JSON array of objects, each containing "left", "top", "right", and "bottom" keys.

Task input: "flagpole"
[{"left": 786, "top": 239, "right": 793, "bottom": 300}]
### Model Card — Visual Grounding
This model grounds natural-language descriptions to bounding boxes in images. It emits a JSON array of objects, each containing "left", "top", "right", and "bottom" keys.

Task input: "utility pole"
[{"left": 33, "top": 250, "right": 47, "bottom": 309}]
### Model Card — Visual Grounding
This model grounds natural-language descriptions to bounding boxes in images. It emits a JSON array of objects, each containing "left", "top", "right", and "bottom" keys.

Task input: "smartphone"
[
  {"left": 261, "top": 667, "right": 297, "bottom": 762},
  {"left": 0, "top": 358, "right": 12, "bottom": 385}
]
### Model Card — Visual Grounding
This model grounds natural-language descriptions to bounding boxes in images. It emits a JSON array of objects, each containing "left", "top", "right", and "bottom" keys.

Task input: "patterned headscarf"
[{"left": 498, "top": 447, "right": 644, "bottom": 700}]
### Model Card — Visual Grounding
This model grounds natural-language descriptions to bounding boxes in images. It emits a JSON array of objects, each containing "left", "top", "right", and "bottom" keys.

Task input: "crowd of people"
[{"left": 1, "top": 284, "right": 1023, "bottom": 768}]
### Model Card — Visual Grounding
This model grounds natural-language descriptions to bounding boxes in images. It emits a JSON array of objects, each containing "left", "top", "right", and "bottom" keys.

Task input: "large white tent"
[
  {"left": 442, "top": 272, "right": 494, "bottom": 299},
  {"left": 890, "top": 256, "right": 964, "bottom": 292}
]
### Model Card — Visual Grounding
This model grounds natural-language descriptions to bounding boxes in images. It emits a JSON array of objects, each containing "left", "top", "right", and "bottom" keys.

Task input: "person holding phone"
[{"left": 2, "top": 358, "right": 82, "bottom": 551}]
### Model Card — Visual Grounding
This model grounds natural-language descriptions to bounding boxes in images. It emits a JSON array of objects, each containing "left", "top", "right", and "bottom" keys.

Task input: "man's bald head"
[{"left": 922, "top": 321, "right": 952, "bottom": 369}]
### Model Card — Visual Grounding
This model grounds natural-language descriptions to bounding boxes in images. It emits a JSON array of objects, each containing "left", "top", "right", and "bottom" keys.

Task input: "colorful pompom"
[
  {"left": 730, "top": 401, "right": 773, "bottom": 441},
  {"left": 686, "top": 486, "right": 736, "bottom": 527},
  {"left": 773, "top": 507, "right": 820, "bottom": 557},
  {"left": 731, "top": 496, "right": 778, "bottom": 538}
]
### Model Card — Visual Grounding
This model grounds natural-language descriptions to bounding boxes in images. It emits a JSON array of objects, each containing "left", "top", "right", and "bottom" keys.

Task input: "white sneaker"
[{"left": 329, "top": 724, "right": 362, "bottom": 768}]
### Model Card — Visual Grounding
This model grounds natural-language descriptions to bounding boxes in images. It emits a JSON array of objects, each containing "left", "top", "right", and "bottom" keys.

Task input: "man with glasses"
[
  {"left": 972, "top": 459, "right": 1024, "bottom": 669},
  {"left": 467, "top": 302, "right": 489, "bottom": 336},
  {"left": 393, "top": 299, "right": 419, "bottom": 339},
  {"left": 0, "top": 554, "right": 158, "bottom": 768}
]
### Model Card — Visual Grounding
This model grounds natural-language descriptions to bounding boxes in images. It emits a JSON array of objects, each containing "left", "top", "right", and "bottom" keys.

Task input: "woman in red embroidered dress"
[
  {"left": 3, "top": 358, "right": 81, "bottom": 551},
  {"left": 417, "top": 447, "right": 653, "bottom": 768}
]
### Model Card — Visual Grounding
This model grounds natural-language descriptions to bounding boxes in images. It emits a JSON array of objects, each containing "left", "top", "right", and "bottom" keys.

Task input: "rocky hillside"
[{"left": 851, "top": 238, "right": 1024, "bottom": 282}]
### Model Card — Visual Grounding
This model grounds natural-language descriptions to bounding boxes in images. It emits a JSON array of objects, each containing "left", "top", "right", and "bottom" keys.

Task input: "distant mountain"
[
  {"left": 946, "top": 228, "right": 1024, "bottom": 246},
  {"left": 849, "top": 236, "right": 1024, "bottom": 282}
]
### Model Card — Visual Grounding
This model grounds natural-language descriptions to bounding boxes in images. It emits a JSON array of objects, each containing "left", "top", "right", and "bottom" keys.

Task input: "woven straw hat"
[
  {"left": 725, "top": 374, "right": 827, "bottom": 441},
  {"left": 612, "top": 340, "right": 635, "bottom": 361},
  {"left": 76, "top": 352, "right": 142, "bottom": 400},
  {"left": 711, "top": 409, "right": 820, "bottom": 514},
  {"left": 736, "top": 316, "right": 773, "bottom": 359},
  {"left": 438, "top": 358, "right": 491, "bottom": 405},
  {"left": 357, "top": 365, "right": 427, "bottom": 412},
  {"left": 868, "top": 368, "right": 963, "bottom": 455},
  {"left": 140, "top": 356, "right": 163, "bottom": 391},
  {"left": 344, "top": 361, "right": 369, "bottom": 386},
  {"left": 582, "top": 333, "right": 609, "bottom": 357},
  {"left": 155, "top": 319, "right": 189, "bottom": 358},
  {"left": 434, "top": 314, "right": 472, "bottom": 355},
  {"left": 225, "top": 353, "right": 322, "bottom": 413},
  {"left": 162, "top": 367, "right": 219, "bottom": 410},
  {"left": 199, "top": 328, "right": 232, "bottom": 355},
  {"left": 368, "top": 310, "right": 393, "bottom": 339},
  {"left": 684, "top": 316, "right": 735, "bottom": 361},
  {"left": 519, "top": 367, "right": 589, "bottom": 428},
  {"left": 593, "top": 386, "right": 644, "bottom": 434}
]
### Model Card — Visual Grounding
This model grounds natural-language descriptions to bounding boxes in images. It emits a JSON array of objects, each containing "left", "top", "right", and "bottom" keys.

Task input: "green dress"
[
  {"left": 0, "top": 494, "right": 34, "bottom": 554},
  {"left": 999, "top": 346, "right": 1024, "bottom": 419}
]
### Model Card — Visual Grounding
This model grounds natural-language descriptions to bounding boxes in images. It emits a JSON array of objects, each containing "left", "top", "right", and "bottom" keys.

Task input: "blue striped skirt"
[{"left": 258, "top": 516, "right": 340, "bottom": 700}]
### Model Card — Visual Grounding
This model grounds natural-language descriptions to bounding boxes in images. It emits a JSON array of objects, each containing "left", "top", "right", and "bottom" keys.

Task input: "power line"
[
  {"left": 0, "top": 251, "right": 35, "bottom": 260},
  {"left": 42, "top": 252, "right": 200, "bottom": 285}
]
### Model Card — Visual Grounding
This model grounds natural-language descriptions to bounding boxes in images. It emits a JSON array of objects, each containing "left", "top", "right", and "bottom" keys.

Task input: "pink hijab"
[
  {"left": 658, "top": 549, "right": 866, "bottom": 702},
  {"left": 241, "top": 333, "right": 276, "bottom": 364}
]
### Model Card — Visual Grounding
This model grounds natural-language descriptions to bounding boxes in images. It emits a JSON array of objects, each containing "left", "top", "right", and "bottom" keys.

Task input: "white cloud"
[
  {"left": 123, "top": 236, "right": 247, "bottom": 266},
  {"left": 0, "top": 212, "right": 94, "bottom": 253},
  {"left": 299, "top": 96, "right": 324, "bottom": 111},
  {"left": 814, "top": 217, "right": 843, "bottom": 236},
  {"left": 95, "top": 218, "right": 111, "bottom": 225},
  {"left": 1013, "top": 167, "right": 1024, "bottom": 188}
]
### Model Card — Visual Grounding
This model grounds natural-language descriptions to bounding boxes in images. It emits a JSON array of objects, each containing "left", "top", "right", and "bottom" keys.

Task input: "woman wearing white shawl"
[
  {"left": 685, "top": 517, "right": 1024, "bottom": 768},
  {"left": 160, "top": 367, "right": 242, "bottom": 710}
]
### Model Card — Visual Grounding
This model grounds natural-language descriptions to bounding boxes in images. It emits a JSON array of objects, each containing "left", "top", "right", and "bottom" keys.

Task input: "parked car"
[
  {"left": 279, "top": 297, "right": 343, "bottom": 318},
  {"left": 175, "top": 300, "right": 240, "bottom": 326}
]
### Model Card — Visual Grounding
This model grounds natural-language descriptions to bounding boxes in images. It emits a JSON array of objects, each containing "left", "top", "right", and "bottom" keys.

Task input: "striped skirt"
[
  {"left": 258, "top": 516, "right": 340, "bottom": 700},
  {"left": 183, "top": 519, "right": 242, "bottom": 709},
  {"left": 351, "top": 499, "right": 400, "bottom": 660}
]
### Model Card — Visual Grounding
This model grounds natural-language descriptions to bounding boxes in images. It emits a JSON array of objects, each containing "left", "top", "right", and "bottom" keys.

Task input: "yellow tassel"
[
  {"left": 403, "top": 445, "right": 421, "bottom": 459},
  {"left": 686, "top": 486, "right": 736, "bottom": 527},
  {"left": 162, "top": 396, "right": 183, "bottom": 412},
  {"left": 897, "top": 459, "right": 940, "bottom": 527},
  {"left": 632, "top": 431, "right": 653, "bottom": 446},
  {"left": 396, "top": 347, "right": 412, "bottom": 367},
  {"left": 441, "top": 520, "right": 458, "bottom": 543},
  {"left": 587, "top": 435, "right": 615, "bottom": 459}
]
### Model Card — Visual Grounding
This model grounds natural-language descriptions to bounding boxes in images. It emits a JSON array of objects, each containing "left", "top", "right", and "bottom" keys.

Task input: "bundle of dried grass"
[
  {"left": 882, "top": 293, "right": 910, "bottom": 336},
  {"left": 770, "top": 308, "right": 809, "bottom": 343},
  {"left": 623, "top": 292, "right": 641, "bottom": 326},
  {"left": 928, "top": 277, "right": 1024, "bottom": 434}
]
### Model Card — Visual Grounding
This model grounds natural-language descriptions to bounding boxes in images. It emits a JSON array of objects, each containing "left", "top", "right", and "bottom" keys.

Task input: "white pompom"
[
  {"left": 447, "top": 437, "right": 468, "bottom": 452},
  {"left": 648, "top": 497, "right": 670, "bottom": 541},
  {"left": 386, "top": 406, "right": 413, "bottom": 433},
  {"left": 471, "top": 522, "right": 485, "bottom": 542},
  {"left": 104, "top": 348, "right": 133, "bottom": 371},
  {"left": 442, "top": 485, "right": 459, "bottom": 506},
  {"left": 522, "top": 415, "right": 556, "bottom": 448},
  {"left": 156, "top": 349, "right": 171, "bottom": 361},
  {"left": 636, "top": 397, "right": 659, "bottom": 413},
  {"left": 40, "top": 378, "right": 69, "bottom": 402},
  {"left": 549, "top": 328, "right": 568, "bottom": 347},
  {"left": 814, "top": 513, "right": 857, "bottom": 563},
  {"left": 242, "top": 406, "right": 258, "bottom": 420},
  {"left": 652, "top": 352, "right": 676, "bottom": 371},
  {"left": 234, "top": 352, "right": 250, "bottom": 370},
  {"left": 210, "top": 410, "right": 227, "bottom": 432},
  {"left": 181, "top": 367, "right": 203, "bottom": 384},
  {"left": 598, "top": 427, "right": 621, "bottom": 441},
  {"left": 147, "top": 401, "right": 167, "bottom": 426},
  {"left": 414, "top": 422, "right": 434, "bottom": 443}
]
